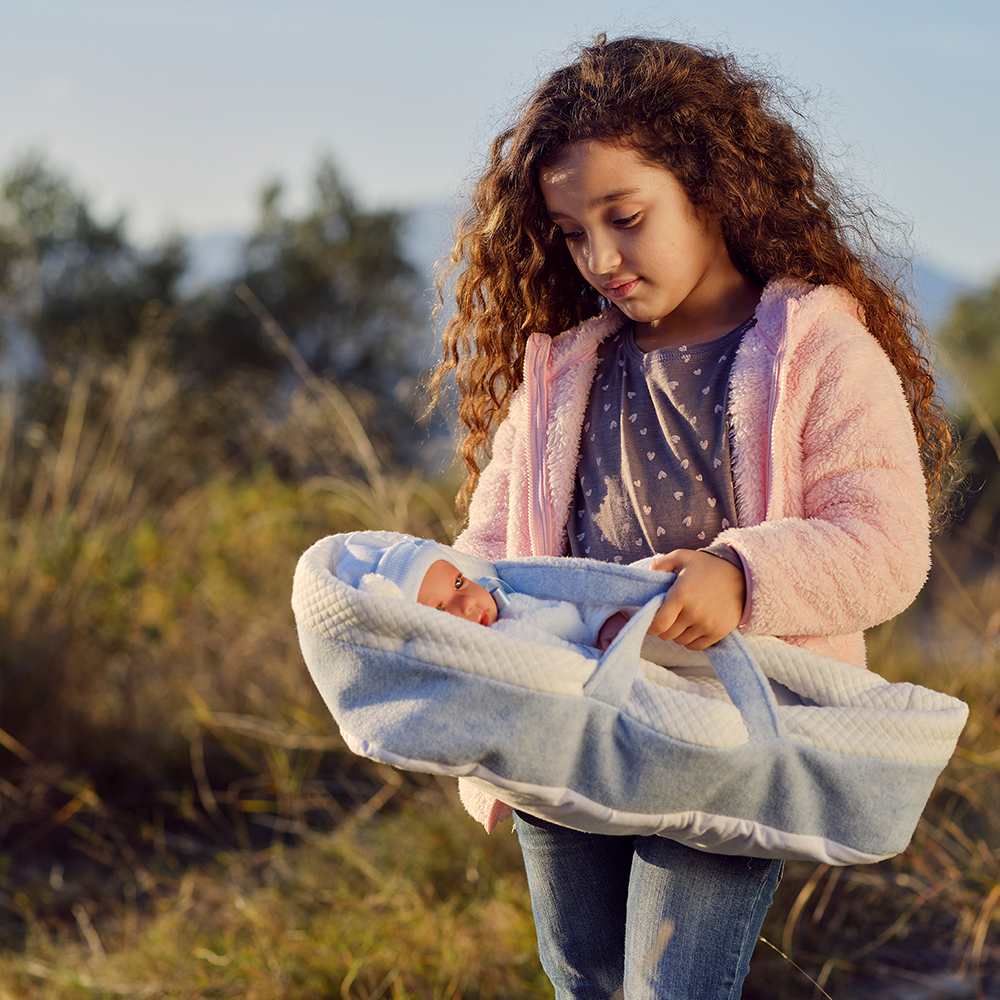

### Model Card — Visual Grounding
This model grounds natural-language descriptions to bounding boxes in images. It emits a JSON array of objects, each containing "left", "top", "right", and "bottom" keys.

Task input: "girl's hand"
[{"left": 647, "top": 549, "right": 746, "bottom": 650}]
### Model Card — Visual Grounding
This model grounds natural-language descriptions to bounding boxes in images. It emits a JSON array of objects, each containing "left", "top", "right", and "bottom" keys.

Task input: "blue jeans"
[{"left": 514, "top": 813, "right": 782, "bottom": 999}]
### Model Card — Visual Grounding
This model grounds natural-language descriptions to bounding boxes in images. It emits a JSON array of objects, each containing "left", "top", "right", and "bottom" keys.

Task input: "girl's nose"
[{"left": 585, "top": 232, "right": 622, "bottom": 276}]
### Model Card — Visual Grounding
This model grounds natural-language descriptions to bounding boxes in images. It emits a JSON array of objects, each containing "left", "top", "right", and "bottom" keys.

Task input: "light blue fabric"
[{"left": 292, "top": 531, "right": 968, "bottom": 864}]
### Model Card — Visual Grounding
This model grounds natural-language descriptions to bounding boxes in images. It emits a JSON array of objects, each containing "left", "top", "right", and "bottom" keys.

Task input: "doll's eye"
[{"left": 454, "top": 575, "right": 465, "bottom": 591}]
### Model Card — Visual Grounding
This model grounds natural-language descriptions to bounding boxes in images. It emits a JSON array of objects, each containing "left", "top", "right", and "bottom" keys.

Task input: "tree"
[
  {"left": 237, "top": 158, "right": 424, "bottom": 396},
  {"left": 0, "top": 153, "right": 431, "bottom": 478},
  {"left": 936, "top": 273, "right": 1000, "bottom": 562},
  {"left": 0, "top": 154, "right": 184, "bottom": 361},
  {"left": 937, "top": 274, "right": 1000, "bottom": 422}
]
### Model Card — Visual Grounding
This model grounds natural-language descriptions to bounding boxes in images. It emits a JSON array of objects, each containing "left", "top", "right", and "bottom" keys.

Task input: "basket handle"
[
  {"left": 585, "top": 594, "right": 785, "bottom": 740},
  {"left": 706, "top": 631, "right": 786, "bottom": 740}
]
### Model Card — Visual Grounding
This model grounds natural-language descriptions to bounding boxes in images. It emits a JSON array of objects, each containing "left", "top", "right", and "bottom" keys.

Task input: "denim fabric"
[{"left": 514, "top": 812, "right": 782, "bottom": 999}]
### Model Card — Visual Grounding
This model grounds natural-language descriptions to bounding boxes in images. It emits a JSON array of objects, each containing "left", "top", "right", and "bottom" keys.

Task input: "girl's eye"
[
  {"left": 613, "top": 212, "right": 640, "bottom": 228},
  {"left": 562, "top": 230, "right": 584, "bottom": 243}
]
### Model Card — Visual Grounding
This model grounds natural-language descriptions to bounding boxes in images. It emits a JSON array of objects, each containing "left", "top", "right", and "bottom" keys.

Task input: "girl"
[{"left": 433, "top": 35, "right": 954, "bottom": 999}]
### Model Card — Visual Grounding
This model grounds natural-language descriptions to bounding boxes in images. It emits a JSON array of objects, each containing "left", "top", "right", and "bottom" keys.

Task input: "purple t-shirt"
[{"left": 568, "top": 319, "right": 752, "bottom": 563}]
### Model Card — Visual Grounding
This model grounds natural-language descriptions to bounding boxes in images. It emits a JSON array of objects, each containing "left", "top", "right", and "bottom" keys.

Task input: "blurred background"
[{"left": 0, "top": 2, "right": 997, "bottom": 997}]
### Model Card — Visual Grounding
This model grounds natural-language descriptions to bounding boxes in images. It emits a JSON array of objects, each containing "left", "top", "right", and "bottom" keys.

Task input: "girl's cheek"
[{"left": 576, "top": 254, "right": 601, "bottom": 284}]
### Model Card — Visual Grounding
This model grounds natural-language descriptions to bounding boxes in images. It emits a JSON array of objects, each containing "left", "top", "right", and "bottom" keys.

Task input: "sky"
[{"left": 1, "top": 0, "right": 997, "bottom": 286}]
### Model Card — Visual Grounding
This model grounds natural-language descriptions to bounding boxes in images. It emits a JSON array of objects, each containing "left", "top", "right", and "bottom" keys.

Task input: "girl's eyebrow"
[
  {"left": 547, "top": 189, "right": 641, "bottom": 221},
  {"left": 594, "top": 189, "right": 640, "bottom": 206}
]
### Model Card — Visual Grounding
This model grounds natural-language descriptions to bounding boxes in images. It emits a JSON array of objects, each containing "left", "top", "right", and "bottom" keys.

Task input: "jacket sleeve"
[
  {"left": 452, "top": 409, "right": 521, "bottom": 832},
  {"left": 452, "top": 392, "right": 521, "bottom": 561},
  {"left": 718, "top": 325, "right": 931, "bottom": 639}
]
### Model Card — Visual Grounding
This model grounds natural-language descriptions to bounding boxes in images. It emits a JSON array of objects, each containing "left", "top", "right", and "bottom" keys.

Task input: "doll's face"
[{"left": 417, "top": 560, "right": 497, "bottom": 626}]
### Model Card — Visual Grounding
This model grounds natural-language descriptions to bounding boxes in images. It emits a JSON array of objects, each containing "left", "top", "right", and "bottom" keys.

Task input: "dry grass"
[
  {"left": 1, "top": 307, "right": 999, "bottom": 997},
  {"left": 0, "top": 305, "right": 466, "bottom": 964},
  {"left": 0, "top": 797, "right": 548, "bottom": 1000}
]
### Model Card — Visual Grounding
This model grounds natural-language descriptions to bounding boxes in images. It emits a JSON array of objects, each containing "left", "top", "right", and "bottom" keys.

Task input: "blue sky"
[{"left": 1, "top": 0, "right": 997, "bottom": 284}]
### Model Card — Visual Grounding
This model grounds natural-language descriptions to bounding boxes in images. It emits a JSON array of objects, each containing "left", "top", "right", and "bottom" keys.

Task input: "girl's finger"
[
  {"left": 650, "top": 549, "right": 695, "bottom": 574},
  {"left": 680, "top": 631, "right": 717, "bottom": 651},
  {"left": 669, "top": 623, "right": 708, "bottom": 648},
  {"left": 647, "top": 598, "right": 682, "bottom": 638}
]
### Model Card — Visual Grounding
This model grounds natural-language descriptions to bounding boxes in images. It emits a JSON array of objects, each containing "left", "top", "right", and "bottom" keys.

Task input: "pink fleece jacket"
[{"left": 453, "top": 278, "right": 931, "bottom": 830}]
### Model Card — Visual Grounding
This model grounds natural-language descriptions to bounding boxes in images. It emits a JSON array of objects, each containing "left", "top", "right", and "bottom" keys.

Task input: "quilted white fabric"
[
  {"left": 630, "top": 634, "right": 965, "bottom": 763},
  {"left": 624, "top": 673, "right": 749, "bottom": 747},
  {"left": 294, "top": 536, "right": 595, "bottom": 697}
]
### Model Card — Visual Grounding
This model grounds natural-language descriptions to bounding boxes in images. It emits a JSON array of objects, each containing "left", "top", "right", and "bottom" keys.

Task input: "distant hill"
[
  {"left": 176, "top": 230, "right": 247, "bottom": 298},
  {"left": 909, "top": 260, "right": 970, "bottom": 330},
  {"left": 403, "top": 203, "right": 460, "bottom": 286},
  {"left": 178, "top": 208, "right": 972, "bottom": 334}
]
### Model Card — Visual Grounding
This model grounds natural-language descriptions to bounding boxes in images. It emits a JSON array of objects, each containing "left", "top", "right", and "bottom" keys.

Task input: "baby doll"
[{"left": 336, "top": 532, "right": 632, "bottom": 653}]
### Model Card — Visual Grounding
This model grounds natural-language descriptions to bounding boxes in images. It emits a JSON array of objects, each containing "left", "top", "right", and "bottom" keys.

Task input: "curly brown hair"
[{"left": 433, "top": 34, "right": 955, "bottom": 523}]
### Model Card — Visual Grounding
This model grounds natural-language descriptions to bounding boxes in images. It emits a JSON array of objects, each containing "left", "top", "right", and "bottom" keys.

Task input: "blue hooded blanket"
[{"left": 293, "top": 531, "right": 967, "bottom": 864}]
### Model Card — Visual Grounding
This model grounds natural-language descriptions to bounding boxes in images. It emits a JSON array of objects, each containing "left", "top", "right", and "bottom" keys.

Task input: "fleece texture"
[
  {"left": 457, "top": 279, "right": 930, "bottom": 663},
  {"left": 453, "top": 279, "right": 932, "bottom": 828}
]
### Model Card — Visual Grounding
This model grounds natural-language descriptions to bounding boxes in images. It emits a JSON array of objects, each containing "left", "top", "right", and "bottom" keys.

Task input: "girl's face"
[{"left": 539, "top": 141, "right": 759, "bottom": 349}]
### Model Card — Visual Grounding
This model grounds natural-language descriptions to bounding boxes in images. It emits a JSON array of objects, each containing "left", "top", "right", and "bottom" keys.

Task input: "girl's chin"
[{"left": 609, "top": 300, "right": 661, "bottom": 326}]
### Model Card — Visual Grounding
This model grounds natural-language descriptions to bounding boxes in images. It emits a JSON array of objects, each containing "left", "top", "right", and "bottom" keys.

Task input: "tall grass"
[
  {"left": 1, "top": 304, "right": 998, "bottom": 996},
  {"left": 1, "top": 796, "right": 548, "bottom": 1000},
  {"left": 0, "top": 304, "right": 463, "bottom": 951}
]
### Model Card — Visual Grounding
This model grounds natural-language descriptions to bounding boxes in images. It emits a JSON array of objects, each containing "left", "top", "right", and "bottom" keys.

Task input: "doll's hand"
[
  {"left": 596, "top": 610, "right": 632, "bottom": 651},
  {"left": 647, "top": 549, "right": 746, "bottom": 650}
]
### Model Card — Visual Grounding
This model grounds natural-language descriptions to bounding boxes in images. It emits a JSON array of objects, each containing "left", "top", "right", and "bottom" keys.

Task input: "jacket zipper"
[
  {"left": 529, "top": 337, "right": 553, "bottom": 555},
  {"left": 763, "top": 302, "right": 792, "bottom": 520},
  {"left": 528, "top": 333, "right": 601, "bottom": 556}
]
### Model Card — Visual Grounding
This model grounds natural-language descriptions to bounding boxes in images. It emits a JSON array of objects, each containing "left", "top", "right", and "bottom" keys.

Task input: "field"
[{"left": 1, "top": 333, "right": 998, "bottom": 999}]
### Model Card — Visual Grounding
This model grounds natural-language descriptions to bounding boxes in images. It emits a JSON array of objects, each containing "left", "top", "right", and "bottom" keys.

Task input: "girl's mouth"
[{"left": 604, "top": 278, "right": 640, "bottom": 299}]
